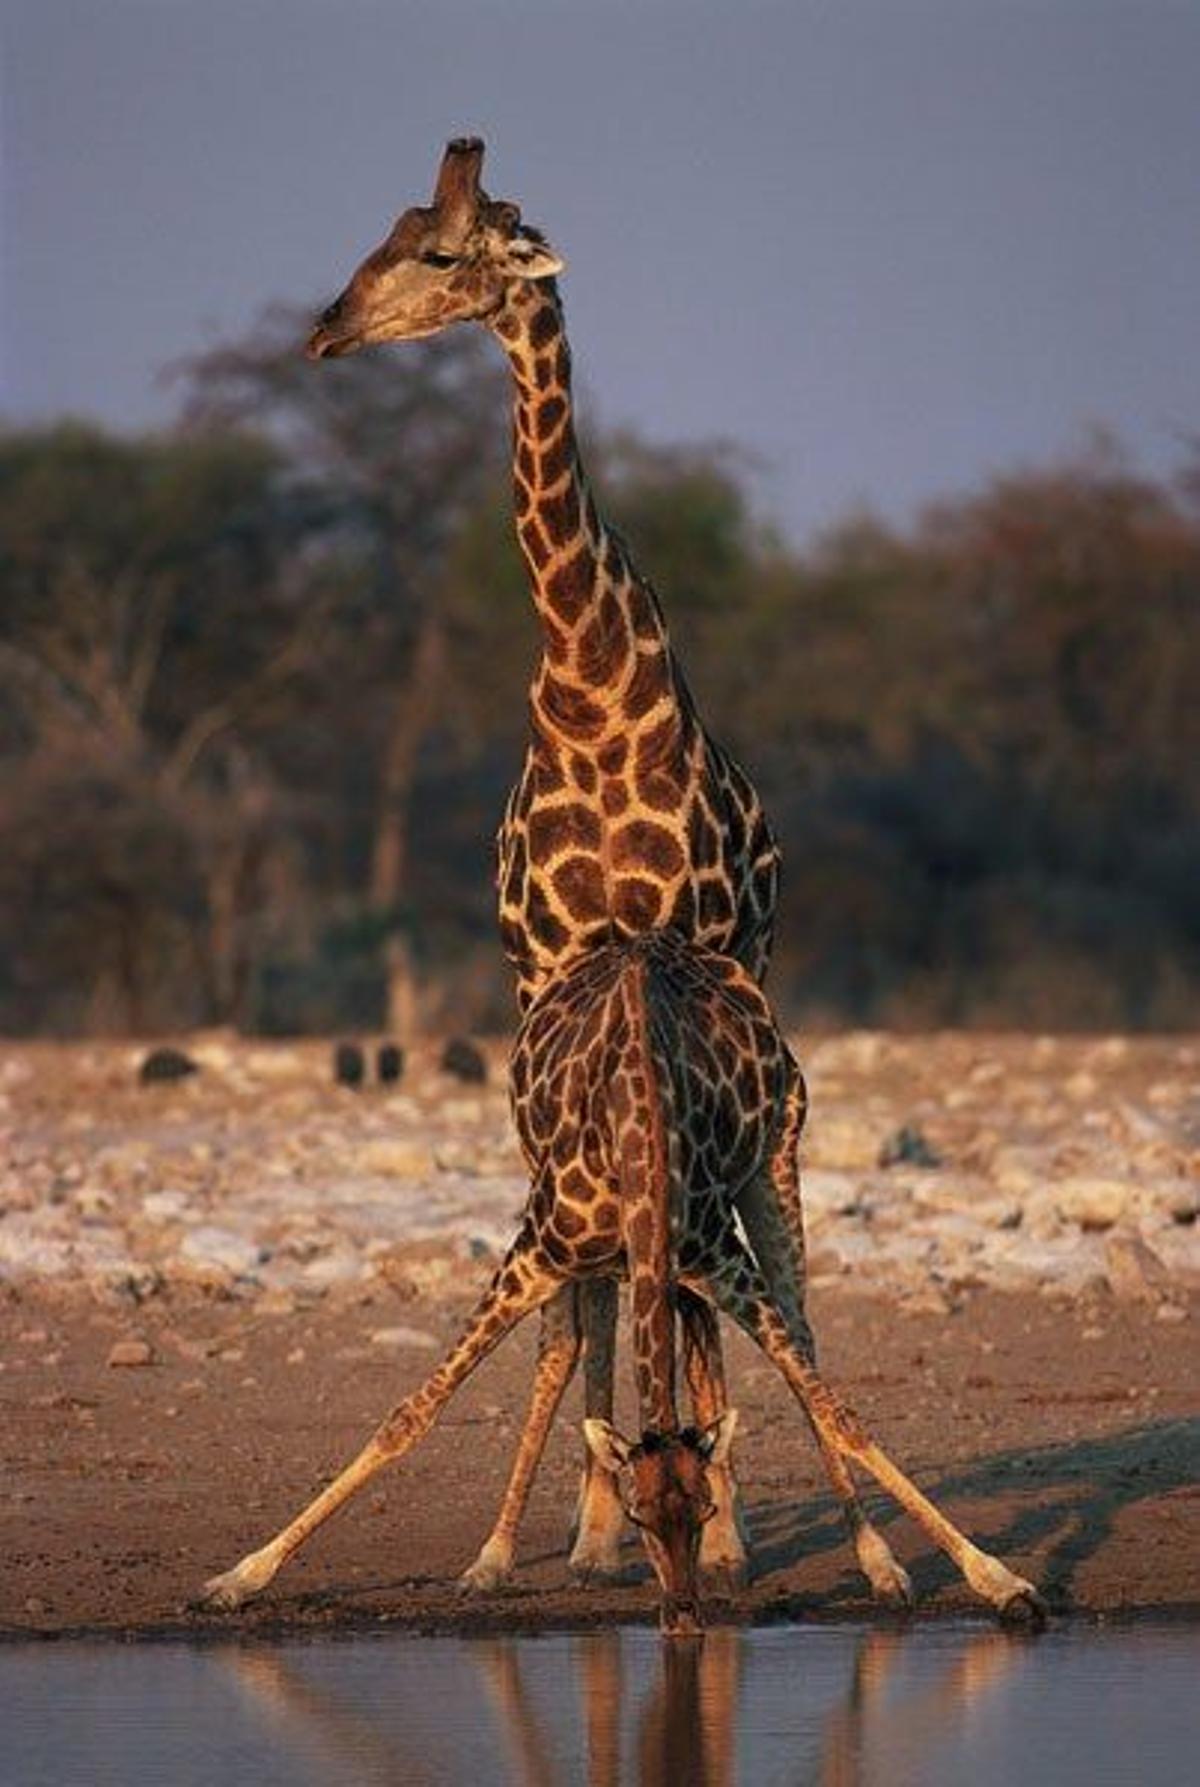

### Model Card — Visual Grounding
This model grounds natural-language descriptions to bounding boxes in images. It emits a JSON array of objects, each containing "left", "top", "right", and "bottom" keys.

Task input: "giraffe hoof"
[
  {"left": 871, "top": 1561, "right": 914, "bottom": 1611},
  {"left": 195, "top": 1546, "right": 278, "bottom": 1612},
  {"left": 998, "top": 1584, "right": 1048, "bottom": 1631},
  {"left": 196, "top": 1571, "right": 253, "bottom": 1613},
  {"left": 457, "top": 1555, "right": 514, "bottom": 1594}
]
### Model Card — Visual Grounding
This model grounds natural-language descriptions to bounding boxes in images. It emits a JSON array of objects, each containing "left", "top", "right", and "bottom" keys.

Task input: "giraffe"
[
  {"left": 306, "top": 134, "right": 811, "bottom": 1589},
  {"left": 201, "top": 931, "right": 1045, "bottom": 1634}
]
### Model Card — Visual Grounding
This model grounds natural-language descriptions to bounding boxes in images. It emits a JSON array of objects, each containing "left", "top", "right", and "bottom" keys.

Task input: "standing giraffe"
[
  {"left": 305, "top": 137, "right": 919, "bottom": 1601},
  {"left": 201, "top": 932, "right": 1044, "bottom": 1633},
  {"left": 306, "top": 135, "right": 826, "bottom": 1590}
]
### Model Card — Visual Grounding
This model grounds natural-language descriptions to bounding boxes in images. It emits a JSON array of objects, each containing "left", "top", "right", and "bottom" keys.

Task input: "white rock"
[
  {"left": 989, "top": 1147, "right": 1050, "bottom": 1199},
  {"left": 300, "top": 1245, "right": 363, "bottom": 1288},
  {"left": 178, "top": 1226, "right": 263, "bottom": 1276},
  {"left": 369, "top": 1325, "right": 439, "bottom": 1351},
  {"left": 1104, "top": 1235, "right": 1171, "bottom": 1302},
  {"left": 1053, "top": 1177, "right": 1135, "bottom": 1231},
  {"left": 799, "top": 1170, "right": 860, "bottom": 1217},
  {"left": 805, "top": 1114, "right": 881, "bottom": 1172},
  {"left": 355, "top": 1140, "right": 437, "bottom": 1178},
  {"left": 141, "top": 1190, "right": 194, "bottom": 1222}
]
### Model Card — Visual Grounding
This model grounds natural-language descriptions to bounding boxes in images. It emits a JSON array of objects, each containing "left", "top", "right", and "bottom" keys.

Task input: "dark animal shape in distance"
[
  {"left": 138, "top": 1047, "right": 199, "bottom": 1086},
  {"left": 440, "top": 1037, "right": 488, "bottom": 1084},
  {"left": 333, "top": 1042, "right": 366, "bottom": 1088}
]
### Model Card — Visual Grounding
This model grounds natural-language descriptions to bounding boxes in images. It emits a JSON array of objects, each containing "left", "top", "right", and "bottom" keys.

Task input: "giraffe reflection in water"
[{"left": 221, "top": 1623, "right": 1031, "bottom": 1787}]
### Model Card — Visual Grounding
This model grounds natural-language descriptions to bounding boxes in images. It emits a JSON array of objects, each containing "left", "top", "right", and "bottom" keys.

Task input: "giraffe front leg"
[
  {"left": 460, "top": 1286, "right": 583, "bottom": 1592},
  {"left": 697, "top": 1246, "right": 1044, "bottom": 1626},
  {"left": 568, "top": 1278, "right": 628, "bottom": 1582},
  {"left": 680, "top": 1290, "right": 748, "bottom": 1589},
  {"left": 200, "top": 1230, "right": 563, "bottom": 1611}
]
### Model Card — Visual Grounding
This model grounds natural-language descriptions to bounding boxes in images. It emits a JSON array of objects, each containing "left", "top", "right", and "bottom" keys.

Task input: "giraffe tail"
[{"left": 613, "top": 946, "right": 682, "bottom": 1428}]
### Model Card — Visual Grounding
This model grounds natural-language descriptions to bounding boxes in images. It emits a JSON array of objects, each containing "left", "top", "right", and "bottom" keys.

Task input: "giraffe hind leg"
[
  {"left": 459, "top": 1285, "right": 583, "bottom": 1592},
  {"left": 697, "top": 1250, "right": 1045, "bottom": 1625},
  {"left": 815, "top": 1432, "right": 913, "bottom": 1609},
  {"left": 738, "top": 1151, "right": 908, "bottom": 1600},
  {"left": 680, "top": 1289, "right": 749, "bottom": 1589},
  {"left": 569, "top": 1278, "right": 628, "bottom": 1581}
]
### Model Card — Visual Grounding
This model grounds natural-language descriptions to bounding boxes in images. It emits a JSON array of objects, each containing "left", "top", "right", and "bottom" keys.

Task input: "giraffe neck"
[{"left": 488, "top": 283, "right": 685, "bottom": 750}]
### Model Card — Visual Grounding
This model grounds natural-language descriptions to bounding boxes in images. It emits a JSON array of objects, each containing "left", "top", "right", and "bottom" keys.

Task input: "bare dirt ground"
[{"left": 0, "top": 1034, "right": 1197, "bottom": 1640}]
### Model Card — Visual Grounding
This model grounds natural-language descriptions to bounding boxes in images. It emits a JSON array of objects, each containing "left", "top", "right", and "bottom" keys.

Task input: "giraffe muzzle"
[
  {"left": 660, "top": 1595, "right": 704, "bottom": 1639},
  {"left": 306, "top": 323, "right": 360, "bottom": 361}
]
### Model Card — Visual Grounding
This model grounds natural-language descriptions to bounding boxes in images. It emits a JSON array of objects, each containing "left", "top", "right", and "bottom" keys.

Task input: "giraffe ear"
[
  {"left": 583, "top": 1418, "right": 634, "bottom": 1474},
  {"left": 697, "top": 1408, "right": 738, "bottom": 1467},
  {"left": 495, "top": 232, "right": 565, "bottom": 281}
]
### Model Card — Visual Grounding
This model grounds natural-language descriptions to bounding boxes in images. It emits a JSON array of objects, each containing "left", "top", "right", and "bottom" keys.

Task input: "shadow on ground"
[{"left": 747, "top": 1417, "right": 1200, "bottom": 1612}]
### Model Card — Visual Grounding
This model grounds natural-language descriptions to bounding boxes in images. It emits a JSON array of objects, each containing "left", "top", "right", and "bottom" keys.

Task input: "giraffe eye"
[{"left": 420, "top": 250, "right": 458, "bottom": 270}]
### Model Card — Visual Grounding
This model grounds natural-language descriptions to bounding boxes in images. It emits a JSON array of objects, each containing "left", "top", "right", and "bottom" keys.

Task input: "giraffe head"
[
  {"left": 307, "top": 137, "right": 564, "bottom": 359},
  {"left": 584, "top": 1411, "right": 738, "bottom": 1637}
]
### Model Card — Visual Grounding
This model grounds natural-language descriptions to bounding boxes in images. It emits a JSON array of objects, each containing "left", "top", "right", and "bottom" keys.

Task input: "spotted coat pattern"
[{"left": 488, "top": 281, "right": 780, "bottom": 1010}]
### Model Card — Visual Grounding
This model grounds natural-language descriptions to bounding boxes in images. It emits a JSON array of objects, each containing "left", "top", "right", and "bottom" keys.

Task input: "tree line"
[{"left": 1, "top": 310, "right": 1196, "bottom": 1035}]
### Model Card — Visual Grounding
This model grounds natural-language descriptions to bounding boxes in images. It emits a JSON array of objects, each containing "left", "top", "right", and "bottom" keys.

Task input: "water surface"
[{"left": 4, "top": 1620, "right": 1197, "bottom": 1786}]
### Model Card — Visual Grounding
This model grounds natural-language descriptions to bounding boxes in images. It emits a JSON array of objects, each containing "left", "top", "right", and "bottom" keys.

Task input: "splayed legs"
[
  {"left": 694, "top": 1246, "right": 1044, "bottom": 1624},
  {"left": 201, "top": 1228, "right": 563, "bottom": 1610}
]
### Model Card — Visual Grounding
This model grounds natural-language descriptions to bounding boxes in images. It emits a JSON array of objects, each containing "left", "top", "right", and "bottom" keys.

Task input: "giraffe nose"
[{"left": 307, "top": 295, "right": 355, "bottom": 360}]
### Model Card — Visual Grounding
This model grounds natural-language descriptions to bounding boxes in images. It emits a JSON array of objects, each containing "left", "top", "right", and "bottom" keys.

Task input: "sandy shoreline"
[{"left": 2, "top": 1278, "right": 1196, "bottom": 1640}]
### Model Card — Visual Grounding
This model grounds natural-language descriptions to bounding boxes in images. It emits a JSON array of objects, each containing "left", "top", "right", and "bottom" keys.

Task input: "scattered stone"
[
  {"left": 440, "top": 1037, "right": 487, "bottom": 1084},
  {"left": 377, "top": 1043, "right": 405, "bottom": 1085},
  {"left": 178, "top": 1227, "right": 264, "bottom": 1278},
  {"left": 879, "top": 1125, "right": 942, "bottom": 1170},
  {"left": 141, "top": 1191, "right": 193, "bottom": 1223},
  {"left": 74, "top": 1187, "right": 114, "bottom": 1221},
  {"left": 806, "top": 1114, "right": 881, "bottom": 1172},
  {"left": 138, "top": 1047, "right": 198, "bottom": 1086},
  {"left": 900, "top": 1285, "right": 955, "bottom": 1318},
  {"left": 1054, "top": 1177, "right": 1133, "bottom": 1232},
  {"left": 333, "top": 1041, "right": 366, "bottom": 1088},
  {"left": 254, "top": 1288, "right": 298, "bottom": 1318},
  {"left": 369, "top": 1325, "right": 439, "bottom": 1351},
  {"left": 1155, "top": 1302, "right": 1188, "bottom": 1323},
  {"left": 1104, "top": 1235, "right": 1171, "bottom": 1302},
  {"left": 1165, "top": 1185, "right": 1198, "bottom": 1226},
  {"left": 356, "top": 1139, "right": 437, "bottom": 1178},
  {"left": 107, "top": 1337, "right": 154, "bottom": 1368}
]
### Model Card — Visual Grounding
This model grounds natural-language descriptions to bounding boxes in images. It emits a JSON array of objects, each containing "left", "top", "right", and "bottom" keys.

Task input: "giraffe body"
[
  {"left": 213, "top": 139, "right": 1048, "bottom": 1630},
  {"left": 307, "top": 136, "right": 787, "bottom": 1586}
]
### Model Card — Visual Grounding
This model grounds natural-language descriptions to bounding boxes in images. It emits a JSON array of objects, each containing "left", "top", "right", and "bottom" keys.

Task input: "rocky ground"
[{"left": 0, "top": 1030, "right": 1196, "bottom": 1637}]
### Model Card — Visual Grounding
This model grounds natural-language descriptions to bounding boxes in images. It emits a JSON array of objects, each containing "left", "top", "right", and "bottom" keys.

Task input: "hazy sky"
[{"left": 3, "top": 0, "right": 1197, "bottom": 543}]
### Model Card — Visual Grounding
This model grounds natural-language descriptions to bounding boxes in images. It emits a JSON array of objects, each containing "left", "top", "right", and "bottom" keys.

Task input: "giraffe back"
[
  {"left": 510, "top": 930, "right": 793, "bottom": 1282},
  {"left": 499, "top": 717, "right": 780, "bottom": 1011}
]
